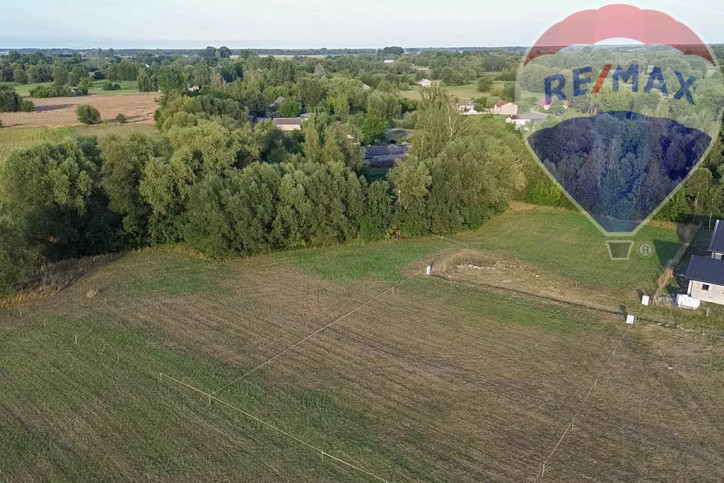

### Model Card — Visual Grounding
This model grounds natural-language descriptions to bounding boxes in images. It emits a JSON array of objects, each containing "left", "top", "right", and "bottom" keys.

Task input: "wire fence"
[{"left": 160, "top": 373, "right": 388, "bottom": 482}]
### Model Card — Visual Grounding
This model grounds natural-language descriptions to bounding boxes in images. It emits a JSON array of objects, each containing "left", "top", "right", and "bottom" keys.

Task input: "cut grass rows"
[{"left": 0, "top": 208, "right": 720, "bottom": 480}]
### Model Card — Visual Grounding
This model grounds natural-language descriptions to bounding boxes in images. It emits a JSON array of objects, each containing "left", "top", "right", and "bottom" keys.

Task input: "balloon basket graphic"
[{"left": 605, "top": 240, "right": 634, "bottom": 261}]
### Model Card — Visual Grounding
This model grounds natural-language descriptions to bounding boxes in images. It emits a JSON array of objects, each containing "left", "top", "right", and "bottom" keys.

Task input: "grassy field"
[
  {"left": 400, "top": 79, "right": 507, "bottom": 102},
  {"left": 0, "top": 124, "right": 158, "bottom": 164},
  {"left": 452, "top": 207, "right": 682, "bottom": 298},
  {"left": 1, "top": 208, "right": 722, "bottom": 480}
]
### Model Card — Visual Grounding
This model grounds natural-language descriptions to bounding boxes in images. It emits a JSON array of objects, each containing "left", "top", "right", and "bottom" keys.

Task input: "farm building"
[
  {"left": 273, "top": 117, "right": 304, "bottom": 131},
  {"left": 364, "top": 144, "right": 411, "bottom": 168},
  {"left": 684, "top": 220, "right": 724, "bottom": 305},
  {"left": 418, "top": 79, "right": 434, "bottom": 88},
  {"left": 505, "top": 111, "right": 547, "bottom": 127},
  {"left": 491, "top": 101, "right": 518, "bottom": 115}
]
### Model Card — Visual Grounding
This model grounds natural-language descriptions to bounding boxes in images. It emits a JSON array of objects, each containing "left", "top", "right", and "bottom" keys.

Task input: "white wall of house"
[{"left": 689, "top": 280, "right": 724, "bottom": 305}]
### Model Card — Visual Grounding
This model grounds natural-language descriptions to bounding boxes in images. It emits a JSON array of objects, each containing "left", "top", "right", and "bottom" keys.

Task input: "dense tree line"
[{"left": 0, "top": 86, "right": 523, "bottom": 295}]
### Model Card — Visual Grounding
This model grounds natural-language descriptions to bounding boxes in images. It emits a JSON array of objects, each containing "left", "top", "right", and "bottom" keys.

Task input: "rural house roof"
[
  {"left": 270, "top": 96, "right": 286, "bottom": 107},
  {"left": 493, "top": 100, "right": 509, "bottom": 108},
  {"left": 708, "top": 219, "right": 724, "bottom": 252},
  {"left": 272, "top": 117, "right": 303, "bottom": 126},
  {"left": 364, "top": 144, "right": 411, "bottom": 159},
  {"left": 511, "top": 112, "right": 547, "bottom": 121},
  {"left": 685, "top": 255, "right": 724, "bottom": 286}
]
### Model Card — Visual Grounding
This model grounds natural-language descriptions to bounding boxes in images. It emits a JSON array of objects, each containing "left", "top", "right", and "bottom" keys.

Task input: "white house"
[
  {"left": 457, "top": 102, "right": 479, "bottom": 115},
  {"left": 684, "top": 220, "right": 724, "bottom": 305},
  {"left": 418, "top": 79, "right": 433, "bottom": 88},
  {"left": 505, "top": 111, "right": 547, "bottom": 127}
]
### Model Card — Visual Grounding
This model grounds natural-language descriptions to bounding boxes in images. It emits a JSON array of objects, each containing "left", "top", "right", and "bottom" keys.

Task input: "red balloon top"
[{"left": 524, "top": 4, "right": 715, "bottom": 66}]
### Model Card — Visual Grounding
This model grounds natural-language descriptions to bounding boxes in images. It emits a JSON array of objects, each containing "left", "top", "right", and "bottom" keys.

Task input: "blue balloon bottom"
[{"left": 528, "top": 111, "right": 711, "bottom": 233}]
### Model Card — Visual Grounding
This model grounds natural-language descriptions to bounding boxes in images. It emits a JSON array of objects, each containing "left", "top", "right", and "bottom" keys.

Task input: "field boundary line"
[
  {"left": 160, "top": 373, "right": 388, "bottom": 482},
  {"left": 533, "top": 323, "right": 633, "bottom": 481},
  {"left": 212, "top": 270, "right": 424, "bottom": 396}
]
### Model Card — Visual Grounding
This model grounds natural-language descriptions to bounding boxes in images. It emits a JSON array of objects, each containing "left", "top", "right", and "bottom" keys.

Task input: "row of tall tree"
[{"left": 0, "top": 86, "right": 524, "bottom": 295}]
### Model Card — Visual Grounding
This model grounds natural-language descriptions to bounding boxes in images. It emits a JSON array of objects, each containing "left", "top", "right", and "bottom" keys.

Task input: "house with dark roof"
[
  {"left": 708, "top": 219, "right": 724, "bottom": 259},
  {"left": 684, "top": 220, "right": 724, "bottom": 305},
  {"left": 364, "top": 144, "right": 411, "bottom": 168}
]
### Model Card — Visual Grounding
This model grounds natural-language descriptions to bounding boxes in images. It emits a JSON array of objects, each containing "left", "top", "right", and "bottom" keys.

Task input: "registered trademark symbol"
[{"left": 638, "top": 242, "right": 654, "bottom": 258}]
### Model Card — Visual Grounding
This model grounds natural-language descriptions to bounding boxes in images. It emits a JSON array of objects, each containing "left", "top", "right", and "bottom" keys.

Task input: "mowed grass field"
[{"left": 1, "top": 208, "right": 722, "bottom": 480}]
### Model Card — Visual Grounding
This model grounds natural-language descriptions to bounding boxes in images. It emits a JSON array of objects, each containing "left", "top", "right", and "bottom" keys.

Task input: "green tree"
[
  {"left": 278, "top": 97, "right": 303, "bottom": 117},
  {"left": 366, "top": 91, "right": 401, "bottom": 122},
  {"left": 77, "top": 77, "right": 93, "bottom": 95},
  {"left": 99, "top": 134, "right": 164, "bottom": 246},
  {"left": 156, "top": 65, "right": 185, "bottom": 95},
  {"left": 0, "top": 217, "right": 34, "bottom": 296},
  {"left": 0, "top": 139, "right": 121, "bottom": 260},
  {"left": 388, "top": 159, "right": 431, "bottom": 236},
  {"left": 360, "top": 114, "right": 388, "bottom": 145},
  {"left": 51, "top": 64, "right": 68, "bottom": 85},
  {"left": 297, "top": 76, "right": 326, "bottom": 110},
  {"left": 0, "top": 86, "right": 22, "bottom": 112},
  {"left": 477, "top": 76, "right": 493, "bottom": 92},
  {"left": 411, "top": 84, "right": 466, "bottom": 159},
  {"left": 218, "top": 46, "right": 233, "bottom": 59},
  {"left": 137, "top": 68, "right": 157, "bottom": 92},
  {"left": 76, "top": 104, "right": 101, "bottom": 124},
  {"left": 360, "top": 180, "right": 392, "bottom": 240},
  {"left": 185, "top": 163, "right": 281, "bottom": 257}
]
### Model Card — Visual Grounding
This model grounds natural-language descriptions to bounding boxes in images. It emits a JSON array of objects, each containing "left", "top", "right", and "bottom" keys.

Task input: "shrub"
[
  {"left": 76, "top": 104, "right": 101, "bottom": 124},
  {"left": 115, "top": 113, "right": 127, "bottom": 124},
  {"left": 103, "top": 81, "right": 121, "bottom": 91},
  {"left": 29, "top": 84, "right": 73, "bottom": 98},
  {"left": 20, "top": 99, "right": 35, "bottom": 112},
  {"left": 0, "top": 86, "right": 22, "bottom": 112}
]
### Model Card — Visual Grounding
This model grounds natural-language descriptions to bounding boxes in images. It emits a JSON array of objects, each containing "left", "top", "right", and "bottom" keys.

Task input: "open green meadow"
[
  {"left": 453, "top": 207, "right": 682, "bottom": 297},
  {"left": 400, "top": 80, "right": 507, "bottom": 102},
  {"left": 1, "top": 207, "right": 722, "bottom": 480}
]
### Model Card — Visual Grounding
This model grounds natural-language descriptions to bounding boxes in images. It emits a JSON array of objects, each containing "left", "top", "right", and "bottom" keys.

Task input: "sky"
[{"left": 1, "top": 0, "right": 723, "bottom": 49}]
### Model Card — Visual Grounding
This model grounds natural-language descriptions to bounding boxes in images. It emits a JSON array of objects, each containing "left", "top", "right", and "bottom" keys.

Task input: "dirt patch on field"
[
  {"left": 436, "top": 248, "right": 623, "bottom": 311},
  {"left": 0, "top": 93, "right": 159, "bottom": 128}
]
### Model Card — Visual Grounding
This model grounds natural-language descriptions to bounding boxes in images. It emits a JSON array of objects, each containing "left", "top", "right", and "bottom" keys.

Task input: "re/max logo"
[{"left": 544, "top": 65, "right": 697, "bottom": 105}]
